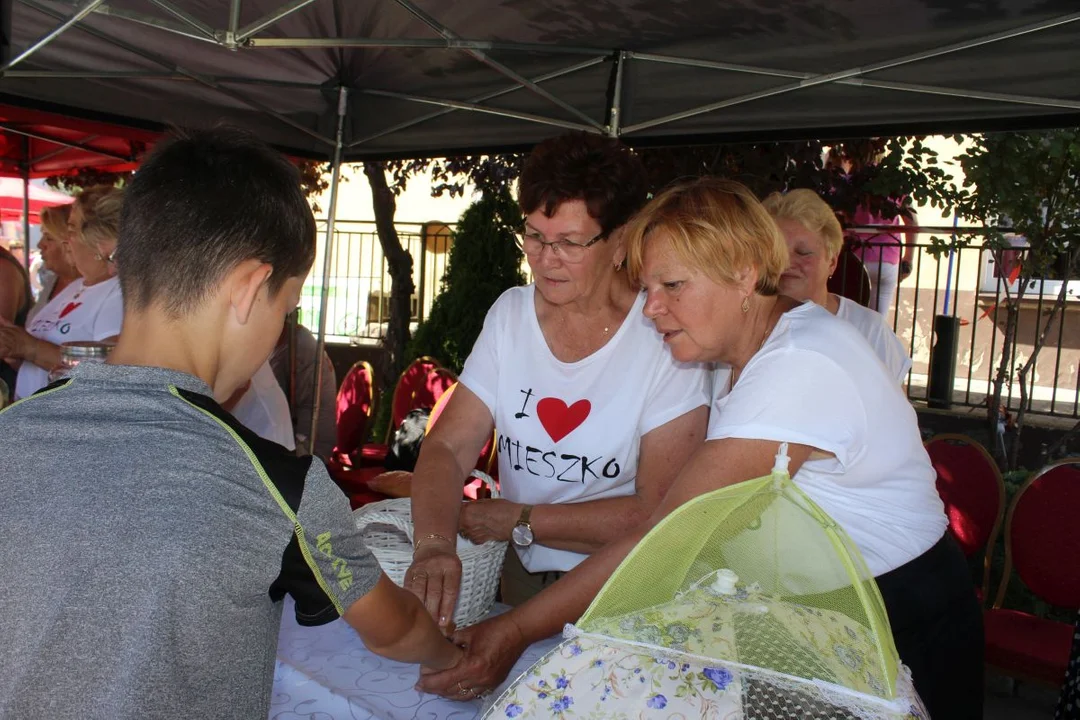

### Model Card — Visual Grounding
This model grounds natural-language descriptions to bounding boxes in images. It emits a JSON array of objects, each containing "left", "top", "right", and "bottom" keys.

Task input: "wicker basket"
[{"left": 353, "top": 470, "right": 506, "bottom": 627}]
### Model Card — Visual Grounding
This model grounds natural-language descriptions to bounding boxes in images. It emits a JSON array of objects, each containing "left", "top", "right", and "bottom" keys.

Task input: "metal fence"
[
  {"left": 302, "top": 220, "right": 1080, "bottom": 419},
  {"left": 845, "top": 228, "right": 1079, "bottom": 419},
  {"left": 299, "top": 219, "right": 454, "bottom": 342}
]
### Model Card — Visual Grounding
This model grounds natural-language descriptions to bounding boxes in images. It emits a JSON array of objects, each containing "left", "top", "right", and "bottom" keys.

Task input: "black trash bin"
[{"left": 928, "top": 315, "right": 961, "bottom": 409}]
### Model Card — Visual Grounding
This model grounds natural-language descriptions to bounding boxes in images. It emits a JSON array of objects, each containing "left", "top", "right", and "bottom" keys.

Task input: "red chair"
[
  {"left": 356, "top": 357, "right": 448, "bottom": 467},
  {"left": 828, "top": 243, "right": 872, "bottom": 307},
  {"left": 426, "top": 382, "right": 498, "bottom": 499},
  {"left": 333, "top": 360, "right": 376, "bottom": 460},
  {"left": 984, "top": 458, "right": 1080, "bottom": 686},
  {"left": 924, "top": 433, "right": 1006, "bottom": 602}
]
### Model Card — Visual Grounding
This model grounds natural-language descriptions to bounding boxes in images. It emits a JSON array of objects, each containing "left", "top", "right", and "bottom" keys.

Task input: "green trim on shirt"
[
  {"left": 0, "top": 378, "right": 73, "bottom": 415},
  {"left": 169, "top": 384, "right": 345, "bottom": 616}
]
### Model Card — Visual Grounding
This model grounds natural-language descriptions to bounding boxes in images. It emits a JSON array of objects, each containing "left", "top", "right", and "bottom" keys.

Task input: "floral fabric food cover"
[{"left": 485, "top": 446, "right": 928, "bottom": 720}]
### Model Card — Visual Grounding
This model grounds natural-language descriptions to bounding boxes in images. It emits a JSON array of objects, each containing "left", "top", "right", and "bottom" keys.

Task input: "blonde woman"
[
  {"left": 0, "top": 186, "right": 124, "bottom": 398},
  {"left": 763, "top": 189, "right": 911, "bottom": 382},
  {"left": 27, "top": 204, "right": 81, "bottom": 324},
  {"left": 419, "top": 178, "right": 981, "bottom": 720}
]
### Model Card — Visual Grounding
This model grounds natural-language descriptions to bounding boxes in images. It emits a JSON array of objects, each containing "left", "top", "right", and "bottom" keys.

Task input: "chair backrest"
[
  {"left": 828, "top": 244, "right": 872, "bottom": 307},
  {"left": 925, "top": 433, "right": 1005, "bottom": 601},
  {"left": 384, "top": 357, "right": 442, "bottom": 442},
  {"left": 335, "top": 360, "right": 374, "bottom": 456},
  {"left": 993, "top": 457, "right": 1080, "bottom": 610}
]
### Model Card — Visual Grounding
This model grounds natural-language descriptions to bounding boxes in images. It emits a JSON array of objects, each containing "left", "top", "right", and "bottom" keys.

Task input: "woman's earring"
[{"left": 741, "top": 296, "right": 750, "bottom": 314}]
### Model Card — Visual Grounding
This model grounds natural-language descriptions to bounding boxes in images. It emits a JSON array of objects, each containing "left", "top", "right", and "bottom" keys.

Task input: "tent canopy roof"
[{"left": 2, "top": 0, "right": 1078, "bottom": 161}]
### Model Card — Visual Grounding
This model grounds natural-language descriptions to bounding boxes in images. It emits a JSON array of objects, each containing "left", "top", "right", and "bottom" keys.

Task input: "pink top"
[{"left": 850, "top": 202, "right": 904, "bottom": 265}]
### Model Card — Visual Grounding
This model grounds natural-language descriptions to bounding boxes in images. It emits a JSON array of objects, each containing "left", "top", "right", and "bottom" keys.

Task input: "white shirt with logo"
[
  {"left": 230, "top": 361, "right": 296, "bottom": 450},
  {"left": 835, "top": 296, "right": 912, "bottom": 383},
  {"left": 707, "top": 302, "right": 946, "bottom": 577},
  {"left": 460, "top": 285, "right": 710, "bottom": 573},
  {"left": 16, "top": 276, "right": 123, "bottom": 399}
]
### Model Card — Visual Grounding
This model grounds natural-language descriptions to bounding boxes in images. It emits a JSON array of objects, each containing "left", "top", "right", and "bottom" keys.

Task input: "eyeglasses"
[{"left": 514, "top": 228, "right": 605, "bottom": 264}]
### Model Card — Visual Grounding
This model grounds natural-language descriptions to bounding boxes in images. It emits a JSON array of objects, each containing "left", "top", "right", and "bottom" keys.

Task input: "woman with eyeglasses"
[
  {"left": 0, "top": 185, "right": 124, "bottom": 399},
  {"left": 405, "top": 132, "right": 709, "bottom": 677}
]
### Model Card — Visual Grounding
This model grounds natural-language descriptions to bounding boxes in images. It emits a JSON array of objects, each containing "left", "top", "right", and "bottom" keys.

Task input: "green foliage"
[
  {"left": 949, "top": 129, "right": 1080, "bottom": 280},
  {"left": 45, "top": 168, "right": 130, "bottom": 193},
  {"left": 407, "top": 190, "right": 526, "bottom": 373}
]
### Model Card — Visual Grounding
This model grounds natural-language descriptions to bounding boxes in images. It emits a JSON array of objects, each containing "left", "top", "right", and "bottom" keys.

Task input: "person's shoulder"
[
  {"left": 486, "top": 284, "right": 533, "bottom": 321},
  {"left": 774, "top": 301, "right": 874, "bottom": 360}
]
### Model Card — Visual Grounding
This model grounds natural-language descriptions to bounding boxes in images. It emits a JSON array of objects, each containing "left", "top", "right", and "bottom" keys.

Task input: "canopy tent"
[
  {"left": 0, "top": 175, "right": 70, "bottom": 221},
  {"left": 3, "top": 0, "right": 1076, "bottom": 449},
  {"left": 0, "top": 0, "right": 1077, "bottom": 162},
  {"left": 0, "top": 102, "right": 152, "bottom": 178}
]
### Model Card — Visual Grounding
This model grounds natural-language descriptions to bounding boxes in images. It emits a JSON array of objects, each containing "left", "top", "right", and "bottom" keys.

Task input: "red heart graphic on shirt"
[
  {"left": 536, "top": 398, "right": 591, "bottom": 443},
  {"left": 58, "top": 302, "right": 82, "bottom": 319}
]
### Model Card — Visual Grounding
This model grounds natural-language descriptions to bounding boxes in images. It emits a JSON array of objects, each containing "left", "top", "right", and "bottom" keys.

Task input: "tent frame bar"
[
  {"left": 248, "top": 37, "right": 604, "bottom": 54},
  {"left": 237, "top": 0, "right": 319, "bottom": 43},
  {"left": 0, "top": 122, "right": 133, "bottom": 161},
  {"left": 3, "top": 69, "right": 325, "bottom": 89},
  {"left": 360, "top": 87, "right": 598, "bottom": 134},
  {"left": 393, "top": 0, "right": 602, "bottom": 131},
  {"left": 622, "top": 10, "right": 1080, "bottom": 134},
  {"left": 348, "top": 55, "right": 607, "bottom": 147},
  {"left": 309, "top": 85, "right": 347, "bottom": 452},
  {"left": 21, "top": 0, "right": 337, "bottom": 148},
  {"left": 631, "top": 52, "right": 1080, "bottom": 113},
  {"left": 145, "top": 0, "right": 218, "bottom": 41},
  {"left": 606, "top": 50, "right": 626, "bottom": 138},
  {"left": 2, "top": 0, "right": 105, "bottom": 72}
]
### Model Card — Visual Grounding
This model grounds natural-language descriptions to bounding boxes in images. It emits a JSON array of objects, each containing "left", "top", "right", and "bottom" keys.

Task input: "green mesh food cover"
[{"left": 484, "top": 446, "right": 926, "bottom": 720}]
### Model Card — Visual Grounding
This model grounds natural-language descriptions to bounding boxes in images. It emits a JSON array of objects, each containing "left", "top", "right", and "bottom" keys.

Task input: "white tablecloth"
[{"left": 270, "top": 597, "right": 562, "bottom": 720}]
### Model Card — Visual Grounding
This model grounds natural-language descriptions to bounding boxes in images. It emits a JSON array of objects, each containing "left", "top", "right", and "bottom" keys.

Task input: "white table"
[{"left": 270, "top": 597, "right": 562, "bottom": 720}]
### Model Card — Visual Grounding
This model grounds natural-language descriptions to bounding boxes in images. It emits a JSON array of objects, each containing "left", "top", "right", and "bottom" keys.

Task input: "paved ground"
[{"left": 984, "top": 672, "right": 1059, "bottom": 720}]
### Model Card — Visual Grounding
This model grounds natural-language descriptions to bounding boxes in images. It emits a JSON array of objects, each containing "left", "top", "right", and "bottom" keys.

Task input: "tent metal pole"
[
  {"left": 20, "top": 0, "right": 335, "bottom": 147},
  {"left": 607, "top": 51, "right": 626, "bottom": 138},
  {"left": 249, "top": 37, "right": 604, "bottom": 54},
  {"left": 237, "top": 0, "right": 319, "bottom": 43},
  {"left": 393, "top": 0, "right": 603, "bottom": 131},
  {"left": 85, "top": 4, "right": 219, "bottom": 43},
  {"left": 0, "top": 123, "right": 132, "bottom": 161},
  {"left": 349, "top": 56, "right": 605, "bottom": 147},
  {"left": 5, "top": 69, "right": 325, "bottom": 89},
  {"left": 31, "top": 133, "right": 100, "bottom": 163},
  {"left": 21, "top": 139, "right": 30, "bottom": 272},
  {"left": 225, "top": 0, "right": 242, "bottom": 48},
  {"left": 143, "top": 0, "right": 217, "bottom": 41},
  {"left": 360, "top": 87, "right": 598, "bottom": 133},
  {"left": 623, "top": 10, "right": 1080, "bottom": 134},
  {"left": 309, "top": 86, "right": 348, "bottom": 455},
  {"left": 3, "top": 0, "right": 105, "bottom": 72},
  {"left": 632, "top": 52, "right": 1080, "bottom": 111}
]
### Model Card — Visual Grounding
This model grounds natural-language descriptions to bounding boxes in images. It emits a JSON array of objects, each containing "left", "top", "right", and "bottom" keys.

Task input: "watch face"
[{"left": 511, "top": 523, "right": 534, "bottom": 547}]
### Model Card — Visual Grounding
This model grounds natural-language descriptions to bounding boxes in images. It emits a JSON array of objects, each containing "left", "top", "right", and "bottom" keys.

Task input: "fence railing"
[
  {"left": 302, "top": 220, "right": 1080, "bottom": 419},
  {"left": 842, "top": 227, "right": 1079, "bottom": 419}
]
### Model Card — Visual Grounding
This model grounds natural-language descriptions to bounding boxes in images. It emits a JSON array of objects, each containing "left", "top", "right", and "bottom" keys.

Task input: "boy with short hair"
[{"left": 0, "top": 128, "right": 460, "bottom": 719}]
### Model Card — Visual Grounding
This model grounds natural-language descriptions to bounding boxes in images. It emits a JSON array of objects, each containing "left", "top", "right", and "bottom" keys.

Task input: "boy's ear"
[{"left": 228, "top": 259, "right": 274, "bottom": 325}]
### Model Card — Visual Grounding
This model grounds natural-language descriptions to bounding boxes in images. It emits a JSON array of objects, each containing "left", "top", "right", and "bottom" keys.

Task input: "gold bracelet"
[{"left": 413, "top": 533, "right": 454, "bottom": 552}]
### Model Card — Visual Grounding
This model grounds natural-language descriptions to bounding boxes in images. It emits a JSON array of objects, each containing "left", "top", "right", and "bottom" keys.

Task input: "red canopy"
[
  {"left": 0, "top": 104, "right": 156, "bottom": 179},
  {"left": 0, "top": 177, "right": 72, "bottom": 223}
]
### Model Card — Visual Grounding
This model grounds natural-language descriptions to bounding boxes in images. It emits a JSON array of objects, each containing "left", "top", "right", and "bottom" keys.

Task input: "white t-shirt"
[
  {"left": 460, "top": 285, "right": 710, "bottom": 573},
  {"left": 16, "top": 277, "right": 123, "bottom": 399},
  {"left": 834, "top": 295, "right": 912, "bottom": 383},
  {"left": 707, "top": 302, "right": 946, "bottom": 577},
  {"left": 230, "top": 361, "right": 296, "bottom": 450}
]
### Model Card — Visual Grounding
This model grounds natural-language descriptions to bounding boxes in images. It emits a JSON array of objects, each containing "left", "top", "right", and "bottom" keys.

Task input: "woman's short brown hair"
[
  {"left": 39, "top": 204, "right": 71, "bottom": 242},
  {"left": 625, "top": 177, "right": 788, "bottom": 295},
  {"left": 518, "top": 131, "right": 648, "bottom": 237},
  {"left": 762, "top": 189, "right": 844, "bottom": 260}
]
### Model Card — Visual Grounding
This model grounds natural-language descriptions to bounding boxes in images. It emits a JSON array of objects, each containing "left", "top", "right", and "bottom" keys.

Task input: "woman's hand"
[
  {"left": 404, "top": 540, "right": 462, "bottom": 634},
  {"left": 416, "top": 612, "right": 528, "bottom": 700},
  {"left": 0, "top": 325, "right": 32, "bottom": 359},
  {"left": 459, "top": 499, "right": 521, "bottom": 544}
]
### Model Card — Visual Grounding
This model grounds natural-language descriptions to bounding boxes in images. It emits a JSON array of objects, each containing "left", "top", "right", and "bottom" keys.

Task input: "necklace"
[{"left": 729, "top": 302, "right": 781, "bottom": 390}]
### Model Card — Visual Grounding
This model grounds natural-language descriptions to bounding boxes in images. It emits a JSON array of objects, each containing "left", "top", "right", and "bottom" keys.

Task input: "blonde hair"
[
  {"left": 39, "top": 203, "right": 71, "bottom": 242},
  {"left": 75, "top": 185, "right": 124, "bottom": 253},
  {"left": 625, "top": 177, "right": 788, "bottom": 295},
  {"left": 762, "top": 189, "right": 844, "bottom": 260}
]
